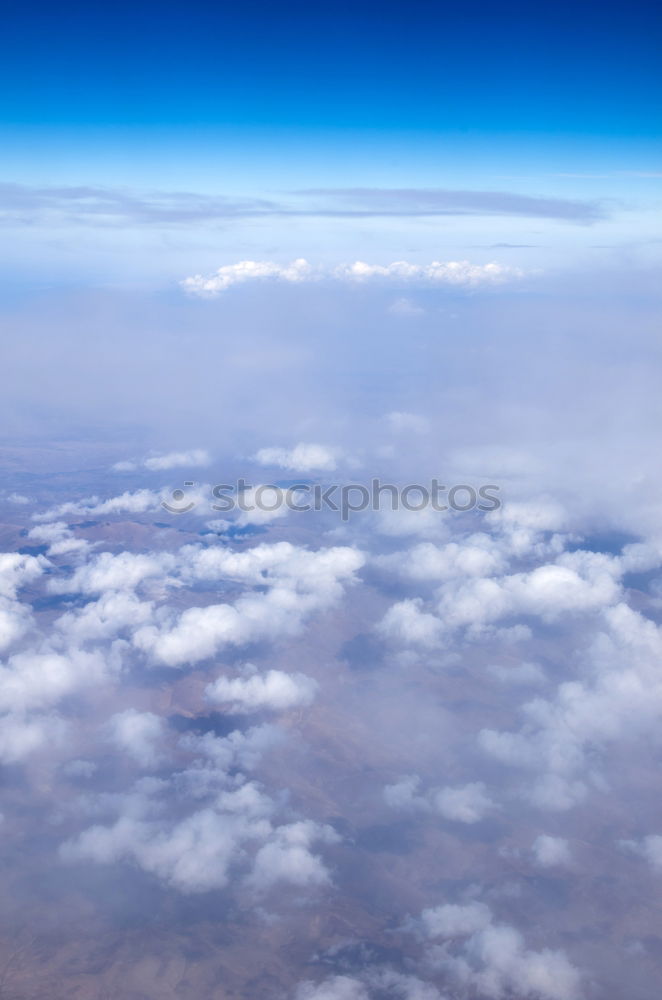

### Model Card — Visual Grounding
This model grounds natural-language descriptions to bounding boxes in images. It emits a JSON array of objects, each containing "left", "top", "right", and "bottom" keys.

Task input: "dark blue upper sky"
[{"left": 3, "top": 0, "right": 661, "bottom": 136}]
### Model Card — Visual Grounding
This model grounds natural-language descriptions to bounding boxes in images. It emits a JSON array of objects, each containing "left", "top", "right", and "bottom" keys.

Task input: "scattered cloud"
[
  {"left": 385, "top": 776, "right": 496, "bottom": 823},
  {"left": 206, "top": 667, "right": 318, "bottom": 713},
  {"left": 414, "top": 900, "right": 582, "bottom": 1000},
  {"left": 253, "top": 442, "right": 342, "bottom": 472},
  {"left": 112, "top": 449, "right": 211, "bottom": 472}
]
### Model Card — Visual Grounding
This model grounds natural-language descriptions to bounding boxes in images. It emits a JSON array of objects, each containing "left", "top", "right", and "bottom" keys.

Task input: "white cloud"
[
  {"left": 0, "top": 552, "right": 47, "bottom": 600},
  {"left": 375, "top": 538, "right": 505, "bottom": 583},
  {"left": 377, "top": 599, "right": 443, "bottom": 648},
  {"left": 61, "top": 808, "right": 263, "bottom": 892},
  {"left": 480, "top": 603, "right": 662, "bottom": 810},
  {"left": 388, "top": 298, "right": 426, "bottom": 317},
  {"left": 143, "top": 449, "right": 211, "bottom": 471},
  {"left": 34, "top": 489, "right": 162, "bottom": 521},
  {"left": 532, "top": 835, "right": 572, "bottom": 868},
  {"left": 134, "top": 543, "right": 364, "bottom": 667},
  {"left": 296, "top": 971, "right": 444, "bottom": 1000},
  {"left": 49, "top": 550, "right": 176, "bottom": 595},
  {"left": 385, "top": 776, "right": 495, "bottom": 824},
  {"left": 253, "top": 442, "right": 341, "bottom": 472},
  {"left": 296, "top": 976, "right": 370, "bottom": 1000},
  {"left": 0, "top": 552, "right": 47, "bottom": 653},
  {"left": 0, "top": 648, "right": 111, "bottom": 714},
  {"left": 234, "top": 485, "right": 291, "bottom": 526},
  {"left": 108, "top": 709, "right": 165, "bottom": 767},
  {"left": 5, "top": 493, "right": 30, "bottom": 505},
  {"left": 432, "top": 783, "right": 496, "bottom": 824},
  {"left": 182, "top": 258, "right": 313, "bottom": 296},
  {"left": 419, "top": 900, "right": 492, "bottom": 938},
  {"left": 247, "top": 820, "right": 339, "bottom": 892},
  {"left": 416, "top": 901, "right": 582, "bottom": 1000},
  {"left": 55, "top": 590, "right": 154, "bottom": 644},
  {"left": 620, "top": 834, "right": 662, "bottom": 872},
  {"left": 0, "top": 712, "right": 65, "bottom": 764},
  {"left": 386, "top": 411, "right": 430, "bottom": 433},
  {"left": 27, "top": 521, "right": 91, "bottom": 557},
  {"left": 62, "top": 730, "right": 338, "bottom": 897},
  {"left": 182, "top": 258, "right": 523, "bottom": 297},
  {"left": 206, "top": 667, "right": 318, "bottom": 712}
]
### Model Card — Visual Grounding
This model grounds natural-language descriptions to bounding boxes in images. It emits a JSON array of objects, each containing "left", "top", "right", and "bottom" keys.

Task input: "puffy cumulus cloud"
[
  {"left": 375, "top": 537, "right": 505, "bottom": 583},
  {"left": 415, "top": 901, "right": 582, "bottom": 1000},
  {"left": 436, "top": 554, "right": 621, "bottom": 634},
  {"left": 480, "top": 603, "right": 662, "bottom": 810},
  {"left": 112, "top": 449, "right": 211, "bottom": 472},
  {"left": 179, "top": 724, "right": 281, "bottom": 781},
  {"left": 0, "top": 712, "right": 65, "bottom": 764},
  {"left": 48, "top": 550, "right": 176, "bottom": 596},
  {"left": 418, "top": 901, "right": 493, "bottom": 938},
  {"left": 233, "top": 485, "right": 292, "bottom": 527},
  {"left": 183, "top": 258, "right": 313, "bottom": 296},
  {"left": 34, "top": 488, "right": 162, "bottom": 522},
  {"left": 182, "top": 258, "right": 523, "bottom": 297},
  {"left": 295, "top": 971, "right": 444, "bottom": 1000},
  {"left": 108, "top": 709, "right": 166, "bottom": 767},
  {"left": 143, "top": 448, "right": 211, "bottom": 471},
  {"left": 178, "top": 540, "right": 363, "bottom": 590},
  {"left": 62, "top": 728, "right": 339, "bottom": 897},
  {"left": 247, "top": 820, "right": 339, "bottom": 892},
  {"left": 0, "top": 555, "right": 124, "bottom": 763},
  {"left": 253, "top": 442, "right": 342, "bottom": 472},
  {"left": 5, "top": 492, "right": 30, "bottom": 505},
  {"left": 477, "top": 498, "right": 571, "bottom": 562},
  {"left": 0, "top": 598, "right": 34, "bottom": 655},
  {"left": 55, "top": 590, "right": 154, "bottom": 644},
  {"left": 296, "top": 975, "right": 370, "bottom": 1000},
  {"left": 432, "top": 783, "right": 496, "bottom": 824},
  {"left": 485, "top": 498, "right": 569, "bottom": 539},
  {"left": 0, "top": 552, "right": 47, "bottom": 601},
  {"left": 385, "top": 776, "right": 496, "bottom": 824},
  {"left": 27, "top": 521, "right": 91, "bottom": 557},
  {"left": 0, "top": 647, "right": 111, "bottom": 714},
  {"left": 134, "top": 543, "right": 364, "bottom": 667},
  {"left": 206, "top": 667, "right": 318, "bottom": 713},
  {"left": 335, "top": 259, "right": 522, "bottom": 286},
  {"left": 620, "top": 835, "right": 662, "bottom": 873},
  {"left": 377, "top": 599, "right": 443, "bottom": 648},
  {"left": 380, "top": 540, "right": 626, "bottom": 651},
  {"left": 61, "top": 806, "right": 268, "bottom": 893},
  {"left": 532, "top": 835, "right": 572, "bottom": 868}
]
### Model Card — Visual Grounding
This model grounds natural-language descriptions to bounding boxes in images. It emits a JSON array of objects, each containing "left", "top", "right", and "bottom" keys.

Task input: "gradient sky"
[
  {"left": 3, "top": 7, "right": 662, "bottom": 1000},
  {"left": 2, "top": 0, "right": 661, "bottom": 191}
]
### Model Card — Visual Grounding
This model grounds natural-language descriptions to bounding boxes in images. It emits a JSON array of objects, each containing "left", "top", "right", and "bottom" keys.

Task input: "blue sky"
[
  {"left": 2, "top": 0, "right": 661, "bottom": 192},
  {"left": 4, "top": 7, "right": 662, "bottom": 1000},
  {"left": 4, "top": 0, "right": 661, "bottom": 134}
]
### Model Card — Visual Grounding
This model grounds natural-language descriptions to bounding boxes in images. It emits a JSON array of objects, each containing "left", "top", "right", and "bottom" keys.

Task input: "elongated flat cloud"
[
  {"left": 182, "top": 258, "right": 523, "bottom": 296},
  {"left": 0, "top": 183, "right": 603, "bottom": 226},
  {"left": 113, "top": 449, "right": 211, "bottom": 472},
  {"left": 296, "top": 187, "right": 604, "bottom": 222}
]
